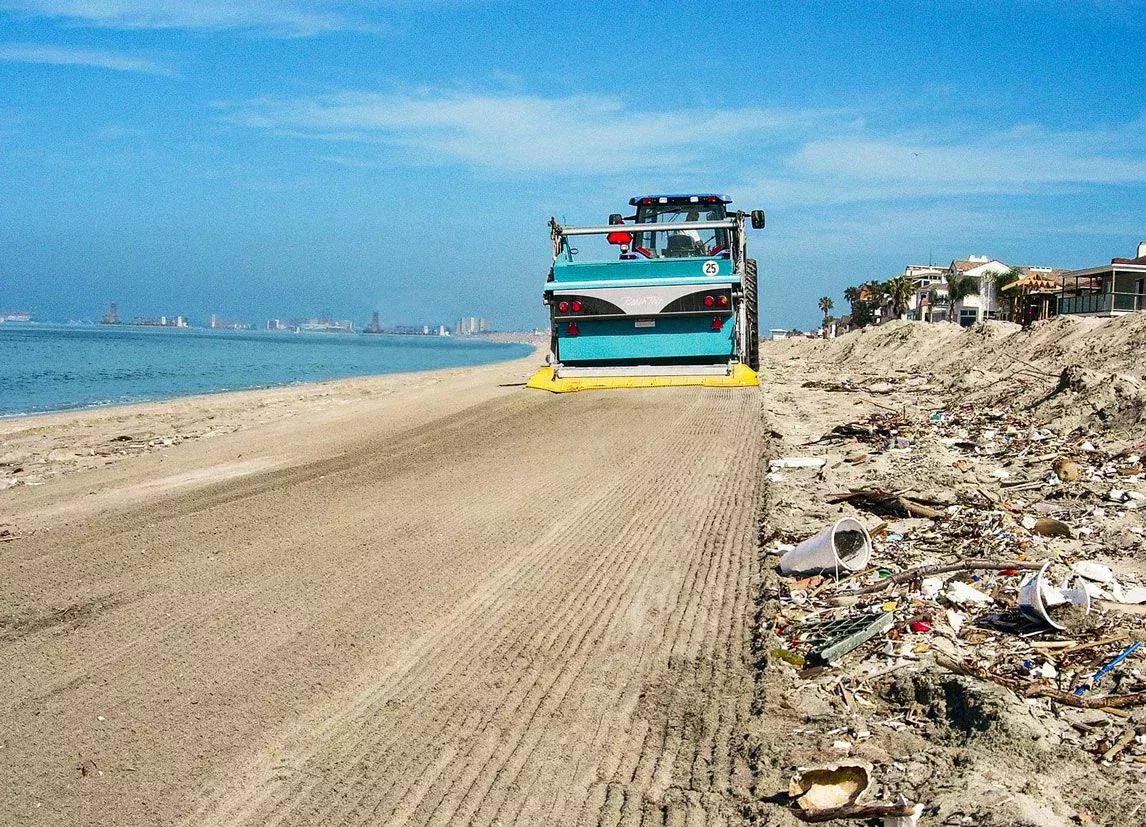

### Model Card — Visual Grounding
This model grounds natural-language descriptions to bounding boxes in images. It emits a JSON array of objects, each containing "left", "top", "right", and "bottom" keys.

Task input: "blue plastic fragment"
[{"left": 1073, "top": 641, "right": 1142, "bottom": 697}]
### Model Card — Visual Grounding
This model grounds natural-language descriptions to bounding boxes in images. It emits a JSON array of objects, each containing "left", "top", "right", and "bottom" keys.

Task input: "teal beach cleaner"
[{"left": 528, "top": 194, "right": 765, "bottom": 392}]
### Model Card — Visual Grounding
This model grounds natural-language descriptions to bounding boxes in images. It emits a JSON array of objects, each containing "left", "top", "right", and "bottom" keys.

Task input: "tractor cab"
[{"left": 630, "top": 194, "right": 731, "bottom": 259}]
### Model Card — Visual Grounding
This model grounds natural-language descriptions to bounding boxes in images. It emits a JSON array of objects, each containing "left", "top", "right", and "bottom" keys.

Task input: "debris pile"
[{"left": 758, "top": 375, "right": 1146, "bottom": 823}]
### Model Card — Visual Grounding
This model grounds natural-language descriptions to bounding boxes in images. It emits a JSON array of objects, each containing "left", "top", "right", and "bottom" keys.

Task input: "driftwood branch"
[
  {"left": 847, "top": 559, "right": 1043, "bottom": 597},
  {"left": 789, "top": 801, "right": 920, "bottom": 823}
]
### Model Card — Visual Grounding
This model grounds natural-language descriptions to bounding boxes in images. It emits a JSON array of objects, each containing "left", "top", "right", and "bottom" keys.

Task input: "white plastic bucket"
[
  {"left": 780, "top": 517, "right": 872, "bottom": 576},
  {"left": 1018, "top": 562, "right": 1091, "bottom": 630}
]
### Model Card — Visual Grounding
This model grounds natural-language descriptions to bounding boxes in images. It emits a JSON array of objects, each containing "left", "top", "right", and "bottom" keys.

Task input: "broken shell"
[{"left": 789, "top": 760, "right": 873, "bottom": 811}]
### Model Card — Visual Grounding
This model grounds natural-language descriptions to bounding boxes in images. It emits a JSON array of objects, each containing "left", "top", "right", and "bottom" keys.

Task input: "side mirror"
[
  {"left": 606, "top": 231, "right": 633, "bottom": 245},
  {"left": 750, "top": 210, "right": 766, "bottom": 229},
  {"left": 608, "top": 213, "right": 623, "bottom": 225}
]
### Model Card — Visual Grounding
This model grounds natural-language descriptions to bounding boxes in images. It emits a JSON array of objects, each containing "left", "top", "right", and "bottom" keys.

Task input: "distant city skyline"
[{"left": 2, "top": 3, "right": 1144, "bottom": 330}]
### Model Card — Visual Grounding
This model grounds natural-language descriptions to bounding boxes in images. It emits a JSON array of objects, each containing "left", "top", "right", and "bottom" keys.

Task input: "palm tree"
[
  {"left": 885, "top": 275, "right": 915, "bottom": 319},
  {"left": 843, "top": 286, "right": 861, "bottom": 305},
  {"left": 946, "top": 272, "right": 980, "bottom": 321},
  {"left": 990, "top": 267, "right": 1024, "bottom": 321},
  {"left": 818, "top": 296, "right": 834, "bottom": 319}
]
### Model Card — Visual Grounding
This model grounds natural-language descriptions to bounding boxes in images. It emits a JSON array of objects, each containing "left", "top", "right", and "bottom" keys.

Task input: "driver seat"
[{"left": 665, "top": 234, "right": 700, "bottom": 257}]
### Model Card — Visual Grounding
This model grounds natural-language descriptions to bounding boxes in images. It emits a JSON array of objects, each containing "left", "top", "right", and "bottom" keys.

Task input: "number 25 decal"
[{"left": 702, "top": 260, "right": 719, "bottom": 277}]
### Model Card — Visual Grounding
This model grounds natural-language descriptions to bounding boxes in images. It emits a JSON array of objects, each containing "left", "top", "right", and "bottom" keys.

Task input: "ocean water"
[{"left": 0, "top": 324, "right": 534, "bottom": 417}]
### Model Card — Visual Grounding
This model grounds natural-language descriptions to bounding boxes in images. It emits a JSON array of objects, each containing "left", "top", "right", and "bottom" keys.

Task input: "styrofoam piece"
[
  {"left": 944, "top": 581, "right": 992, "bottom": 605},
  {"left": 780, "top": 518, "right": 872, "bottom": 576},
  {"left": 1072, "top": 561, "right": 1114, "bottom": 583}
]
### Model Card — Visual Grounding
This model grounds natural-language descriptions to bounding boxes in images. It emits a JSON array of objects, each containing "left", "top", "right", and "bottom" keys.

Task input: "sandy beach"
[
  {"left": 3, "top": 316, "right": 1145, "bottom": 826},
  {"left": 0, "top": 349, "right": 763, "bottom": 825}
]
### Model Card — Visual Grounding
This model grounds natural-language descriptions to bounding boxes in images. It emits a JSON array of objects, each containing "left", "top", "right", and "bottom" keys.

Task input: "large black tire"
[{"left": 744, "top": 258, "right": 760, "bottom": 371}]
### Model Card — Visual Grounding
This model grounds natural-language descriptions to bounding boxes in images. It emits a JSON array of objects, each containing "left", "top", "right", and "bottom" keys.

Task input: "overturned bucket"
[
  {"left": 1019, "top": 562, "right": 1091, "bottom": 630},
  {"left": 780, "top": 517, "right": 872, "bottom": 576}
]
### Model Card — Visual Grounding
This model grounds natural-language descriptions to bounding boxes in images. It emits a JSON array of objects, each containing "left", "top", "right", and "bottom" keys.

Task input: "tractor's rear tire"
[{"left": 744, "top": 258, "right": 760, "bottom": 371}]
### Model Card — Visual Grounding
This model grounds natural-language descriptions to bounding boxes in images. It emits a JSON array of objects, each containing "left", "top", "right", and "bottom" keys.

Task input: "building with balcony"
[{"left": 1058, "top": 243, "right": 1146, "bottom": 317}]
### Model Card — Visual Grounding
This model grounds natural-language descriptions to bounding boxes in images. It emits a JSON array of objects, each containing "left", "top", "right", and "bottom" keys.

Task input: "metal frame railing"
[
  {"left": 1059, "top": 290, "right": 1146, "bottom": 315},
  {"left": 548, "top": 216, "right": 747, "bottom": 263}
]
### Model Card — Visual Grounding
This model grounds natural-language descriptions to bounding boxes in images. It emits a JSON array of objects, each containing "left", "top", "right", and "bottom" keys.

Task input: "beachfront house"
[
  {"left": 1058, "top": 243, "right": 1146, "bottom": 317},
  {"left": 903, "top": 265, "right": 949, "bottom": 322},
  {"left": 943, "top": 256, "right": 1010, "bottom": 326}
]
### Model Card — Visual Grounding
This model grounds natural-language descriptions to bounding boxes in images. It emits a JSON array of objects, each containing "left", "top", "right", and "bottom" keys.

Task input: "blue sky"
[{"left": 2, "top": 1, "right": 1145, "bottom": 331}]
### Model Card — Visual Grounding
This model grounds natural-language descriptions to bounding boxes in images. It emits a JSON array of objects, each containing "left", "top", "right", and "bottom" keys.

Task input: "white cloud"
[
  {"left": 230, "top": 90, "right": 824, "bottom": 174},
  {"left": 0, "top": 0, "right": 372, "bottom": 36},
  {"left": 229, "top": 88, "right": 1146, "bottom": 197},
  {"left": 785, "top": 120, "right": 1146, "bottom": 197},
  {"left": 732, "top": 117, "right": 1146, "bottom": 211},
  {"left": 0, "top": 42, "right": 170, "bottom": 73}
]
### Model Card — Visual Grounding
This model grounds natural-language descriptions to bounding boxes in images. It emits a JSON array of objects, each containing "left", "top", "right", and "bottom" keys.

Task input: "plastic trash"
[
  {"left": 1072, "top": 561, "right": 1114, "bottom": 583},
  {"left": 944, "top": 581, "right": 992, "bottom": 605},
  {"left": 920, "top": 577, "right": 943, "bottom": 599},
  {"left": 780, "top": 517, "right": 872, "bottom": 575},
  {"left": 1018, "top": 563, "right": 1091, "bottom": 630},
  {"left": 1073, "top": 641, "right": 1141, "bottom": 696}
]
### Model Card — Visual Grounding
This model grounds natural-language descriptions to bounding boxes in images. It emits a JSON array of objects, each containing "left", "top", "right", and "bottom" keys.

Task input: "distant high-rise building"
[
  {"left": 457, "top": 315, "right": 486, "bottom": 335},
  {"left": 209, "top": 314, "right": 219, "bottom": 329},
  {"left": 101, "top": 302, "right": 119, "bottom": 325},
  {"left": 365, "top": 311, "right": 382, "bottom": 333}
]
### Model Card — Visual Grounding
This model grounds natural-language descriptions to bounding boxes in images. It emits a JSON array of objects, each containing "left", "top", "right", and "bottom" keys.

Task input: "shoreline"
[
  {"left": 0, "top": 346, "right": 545, "bottom": 503},
  {"left": 0, "top": 334, "right": 545, "bottom": 421}
]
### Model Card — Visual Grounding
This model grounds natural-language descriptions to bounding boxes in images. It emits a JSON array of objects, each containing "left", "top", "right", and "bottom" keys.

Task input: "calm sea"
[{"left": 0, "top": 324, "right": 534, "bottom": 417}]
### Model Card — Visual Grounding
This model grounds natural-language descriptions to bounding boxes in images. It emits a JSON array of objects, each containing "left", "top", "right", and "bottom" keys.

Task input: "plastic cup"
[
  {"left": 1019, "top": 562, "right": 1091, "bottom": 630},
  {"left": 780, "top": 517, "right": 872, "bottom": 576}
]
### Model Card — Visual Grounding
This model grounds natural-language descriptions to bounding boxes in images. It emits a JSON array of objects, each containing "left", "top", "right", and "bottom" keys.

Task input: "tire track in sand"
[{"left": 194, "top": 387, "right": 761, "bottom": 827}]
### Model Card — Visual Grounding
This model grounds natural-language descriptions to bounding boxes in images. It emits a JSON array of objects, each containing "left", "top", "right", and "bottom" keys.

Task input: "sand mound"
[{"left": 765, "top": 315, "right": 1146, "bottom": 432}]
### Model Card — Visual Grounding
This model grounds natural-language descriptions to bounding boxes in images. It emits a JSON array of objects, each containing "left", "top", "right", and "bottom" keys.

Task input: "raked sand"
[{"left": 0, "top": 350, "right": 763, "bottom": 826}]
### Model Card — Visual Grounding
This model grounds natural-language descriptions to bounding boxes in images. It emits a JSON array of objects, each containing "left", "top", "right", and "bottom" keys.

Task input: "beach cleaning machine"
[{"left": 527, "top": 194, "right": 765, "bottom": 392}]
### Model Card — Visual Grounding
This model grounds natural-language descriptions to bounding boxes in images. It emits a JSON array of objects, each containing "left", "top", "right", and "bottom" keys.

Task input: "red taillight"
[
  {"left": 571, "top": 300, "right": 583, "bottom": 312},
  {"left": 711, "top": 316, "right": 723, "bottom": 331},
  {"left": 704, "top": 295, "right": 715, "bottom": 307},
  {"left": 640, "top": 197, "right": 653, "bottom": 205},
  {"left": 718, "top": 295, "right": 729, "bottom": 307},
  {"left": 558, "top": 301, "right": 569, "bottom": 312},
  {"left": 567, "top": 321, "right": 579, "bottom": 336},
  {"left": 706, "top": 196, "right": 718, "bottom": 203}
]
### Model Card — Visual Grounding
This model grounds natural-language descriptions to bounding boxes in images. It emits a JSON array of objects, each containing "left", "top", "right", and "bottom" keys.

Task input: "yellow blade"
[{"left": 526, "top": 364, "right": 759, "bottom": 393}]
